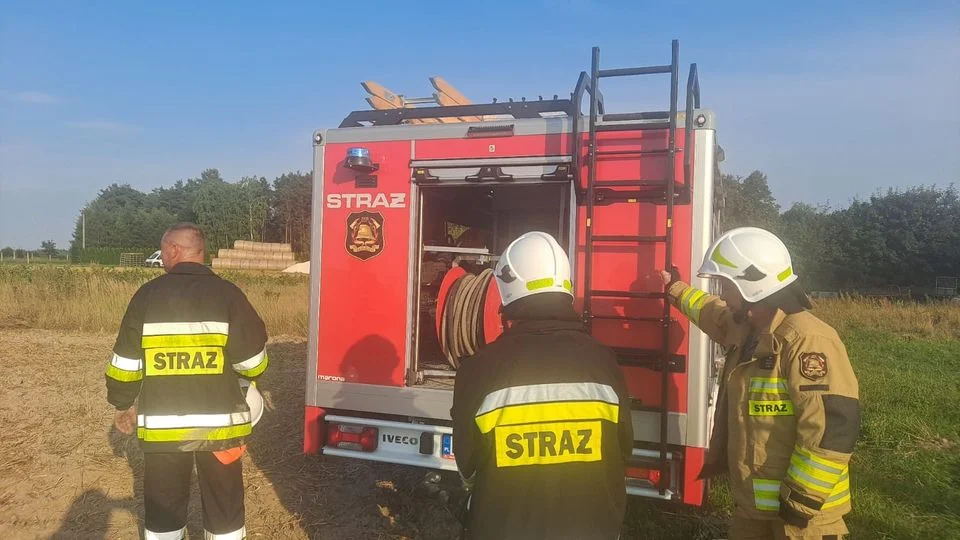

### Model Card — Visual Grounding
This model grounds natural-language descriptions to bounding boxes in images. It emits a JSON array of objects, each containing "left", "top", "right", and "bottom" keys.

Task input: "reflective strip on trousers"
[
  {"left": 145, "top": 526, "right": 186, "bottom": 540},
  {"left": 204, "top": 526, "right": 246, "bottom": 540},
  {"left": 753, "top": 479, "right": 780, "bottom": 512}
]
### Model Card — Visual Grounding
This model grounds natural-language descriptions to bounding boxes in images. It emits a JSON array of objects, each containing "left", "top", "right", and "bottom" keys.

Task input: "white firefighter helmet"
[
  {"left": 239, "top": 379, "right": 264, "bottom": 427},
  {"left": 494, "top": 231, "right": 573, "bottom": 307},
  {"left": 697, "top": 227, "right": 797, "bottom": 303}
]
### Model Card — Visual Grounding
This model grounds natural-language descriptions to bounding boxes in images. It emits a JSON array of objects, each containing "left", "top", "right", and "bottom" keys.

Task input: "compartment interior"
[{"left": 413, "top": 183, "right": 572, "bottom": 389}]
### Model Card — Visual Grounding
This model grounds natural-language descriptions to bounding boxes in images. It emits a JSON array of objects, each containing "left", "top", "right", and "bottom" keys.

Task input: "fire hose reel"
[{"left": 435, "top": 266, "right": 504, "bottom": 369}]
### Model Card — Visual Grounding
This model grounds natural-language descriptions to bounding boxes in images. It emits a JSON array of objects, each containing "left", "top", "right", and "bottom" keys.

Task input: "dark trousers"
[{"left": 144, "top": 452, "right": 245, "bottom": 538}]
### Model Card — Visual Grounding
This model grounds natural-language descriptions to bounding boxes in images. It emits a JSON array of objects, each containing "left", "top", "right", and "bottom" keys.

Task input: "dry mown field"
[
  {"left": 0, "top": 329, "right": 464, "bottom": 540},
  {"left": 1, "top": 265, "right": 959, "bottom": 539},
  {"left": 0, "top": 267, "right": 464, "bottom": 539}
]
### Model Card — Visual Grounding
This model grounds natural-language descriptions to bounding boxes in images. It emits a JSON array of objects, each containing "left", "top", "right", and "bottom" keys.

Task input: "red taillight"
[
  {"left": 325, "top": 423, "right": 378, "bottom": 452},
  {"left": 327, "top": 427, "right": 343, "bottom": 446},
  {"left": 647, "top": 468, "right": 662, "bottom": 486},
  {"left": 627, "top": 466, "right": 663, "bottom": 486},
  {"left": 359, "top": 429, "right": 377, "bottom": 450}
]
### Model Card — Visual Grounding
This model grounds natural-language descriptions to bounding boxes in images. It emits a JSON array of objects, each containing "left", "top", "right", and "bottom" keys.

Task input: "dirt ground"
[{"left": 0, "top": 330, "right": 463, "bottom": 540}]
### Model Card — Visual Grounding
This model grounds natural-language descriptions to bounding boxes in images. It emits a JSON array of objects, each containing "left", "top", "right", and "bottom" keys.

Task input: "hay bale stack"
[
  {"left": 211, "top": 241, "right": 295, "bottom": 272},
  {"left": 217, "top": 248, "right": 295, "bottom": 262},
  {"left": 234, "top": 240, "right": 293, "bottom": 253},
  {"left": 212, "top": 258, "right": 291, "bottom": 271}
]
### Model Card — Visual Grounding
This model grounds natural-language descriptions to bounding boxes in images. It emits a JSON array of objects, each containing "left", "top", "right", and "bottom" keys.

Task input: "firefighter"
[
  {"left": 106, "top": 223, "right": 268, "bottom": 540},
  {"left": 451, "top": 231, "right": 634, "bottom": 540},
  {"left": 661, "top": 227, "right": 860, "bottom": 540}
]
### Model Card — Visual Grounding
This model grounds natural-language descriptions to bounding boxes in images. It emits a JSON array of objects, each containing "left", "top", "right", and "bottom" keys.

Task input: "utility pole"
[{"left": 82, "top": 209, "right": 86, "bottom": 250}]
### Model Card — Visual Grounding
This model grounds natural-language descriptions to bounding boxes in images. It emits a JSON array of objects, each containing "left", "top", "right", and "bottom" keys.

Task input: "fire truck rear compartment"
[{"left": 412, "top": 182, "right": 572, "bottom": 389}]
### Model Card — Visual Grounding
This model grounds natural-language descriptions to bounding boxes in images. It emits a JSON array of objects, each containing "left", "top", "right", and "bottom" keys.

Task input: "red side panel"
[
  {"left": 682, "top": 447, "right": 707, "bottom": 506},
  {"left": 316, "top": 141, "right": 412, "bottom": 387}
]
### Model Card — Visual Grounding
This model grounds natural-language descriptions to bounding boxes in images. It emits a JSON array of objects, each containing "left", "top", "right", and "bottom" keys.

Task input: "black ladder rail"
[
  {"left": 661, "top": 38, "right": 680, "bottom": 497},
  {"left": 684, "top": 63, "right": 700, "bottom": 189},
  {"left": 593, "top": 148, "right": 675, "bottom": 157},
  {"left": 591, "top": 235, "right": 667, "bottom": 243},
  {"left": 582, "top": 39, "right": 681, "bottom": 498},
  {"left": 571, "top": 71, "right": 605, "bottom": 206},
  {"left": 583, "top": 48, "right": 601, "bottom": 330},
  {"left": 591, "top": 314, "right": 664, "bottom": 322}
]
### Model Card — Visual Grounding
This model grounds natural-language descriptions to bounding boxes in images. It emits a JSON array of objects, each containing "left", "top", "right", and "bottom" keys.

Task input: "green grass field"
[{"left": 622, "top": 324, "right": 960, "bottom": 540}]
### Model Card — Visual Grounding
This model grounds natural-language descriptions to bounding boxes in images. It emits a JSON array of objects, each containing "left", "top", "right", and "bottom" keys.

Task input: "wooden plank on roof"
[{"left": 362, "top": 81, "right": 437, "bottom": 124}]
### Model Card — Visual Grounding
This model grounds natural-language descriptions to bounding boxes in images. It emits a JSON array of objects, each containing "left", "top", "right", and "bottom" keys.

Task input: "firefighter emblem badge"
[
  {"left": 346, "top": 211, "right": 384, "bottom": 260},
  {"left": 799, "top": 352, "right": 828, "bottom": 381}
]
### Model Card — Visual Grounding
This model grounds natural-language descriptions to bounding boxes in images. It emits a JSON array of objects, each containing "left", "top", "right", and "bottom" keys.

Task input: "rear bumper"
[
  {"left": 309, "top": 411, "right": 707, "bottom": 503},
  {"left": 319, "top": 413, "right": 458, "bottom": 471}
]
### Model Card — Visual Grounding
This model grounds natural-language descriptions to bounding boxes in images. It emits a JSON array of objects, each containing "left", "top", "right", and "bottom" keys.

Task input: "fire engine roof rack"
[
  {"left": 338, "top": 54, "right": 699, "bottom": 131},
  {"left": 338, "top": 98, "right": 577, "bottom": 128}
]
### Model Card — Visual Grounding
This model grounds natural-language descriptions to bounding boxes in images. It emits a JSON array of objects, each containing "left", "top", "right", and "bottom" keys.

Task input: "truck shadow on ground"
[{"left": 246, "top": 340, "right": 462, "bottom": 540}]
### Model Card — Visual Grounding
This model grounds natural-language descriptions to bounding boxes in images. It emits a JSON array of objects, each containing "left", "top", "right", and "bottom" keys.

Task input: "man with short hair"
[
  {"left": 451, "top": 231, "right": 633, "bottom": 540},
  {"left": 106, "top": 223, "right": 268, "bottom": 540},
  {"left": 662, "top": 226, "right": 860, "bottom": 540}
]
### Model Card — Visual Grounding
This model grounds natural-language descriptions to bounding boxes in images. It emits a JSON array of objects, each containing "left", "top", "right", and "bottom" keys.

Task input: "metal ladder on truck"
[{"left": 577, "top": 39, "right": 686, "bottom": 498}]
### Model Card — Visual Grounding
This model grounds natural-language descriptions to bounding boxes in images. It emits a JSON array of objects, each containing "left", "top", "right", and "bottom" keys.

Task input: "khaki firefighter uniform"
[
  {"left": 106, "top": 262, "right": 269, "bottom": 540},
  {"left": 668, "top": 281, "right": 860, "bottom": 539}
]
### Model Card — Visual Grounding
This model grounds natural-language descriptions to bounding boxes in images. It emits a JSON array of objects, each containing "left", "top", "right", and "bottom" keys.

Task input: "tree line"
[
  {"left": 63, "top": 168, "right": 311, "bottom": 262},
  {"left": 718, "top": 171, "right": 960, "bottom": 293},
  {"left": 4, "top": 167, "right": 957, "bottom": 294}
]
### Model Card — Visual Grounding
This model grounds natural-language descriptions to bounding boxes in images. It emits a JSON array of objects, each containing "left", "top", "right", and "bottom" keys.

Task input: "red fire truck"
[{"left": 304, "top": 40, "right": 722, "bottom": 505}]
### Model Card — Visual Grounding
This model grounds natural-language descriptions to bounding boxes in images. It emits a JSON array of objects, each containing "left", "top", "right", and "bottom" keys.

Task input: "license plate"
[{"left": 442, "top": 434, "right": 455, "bottom": 459}]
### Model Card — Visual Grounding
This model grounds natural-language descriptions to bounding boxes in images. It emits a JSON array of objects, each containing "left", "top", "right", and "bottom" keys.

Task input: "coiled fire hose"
[{"left": 439, "top": 268, "right": 495, "bottom": 369}]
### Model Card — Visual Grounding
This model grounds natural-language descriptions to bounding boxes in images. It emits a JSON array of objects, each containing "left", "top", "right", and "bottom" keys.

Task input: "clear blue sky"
[{"left": 1, "top": 0, "right": 958, "bottom": 249}]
